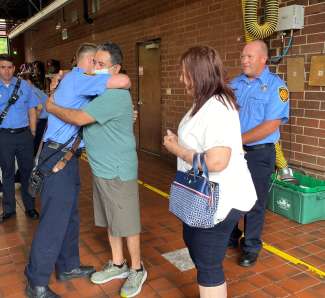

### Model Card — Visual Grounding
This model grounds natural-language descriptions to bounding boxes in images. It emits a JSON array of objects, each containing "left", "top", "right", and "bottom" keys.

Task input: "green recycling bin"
[{"left": 267, "top": 172, "right": 325, "bottom": 224}]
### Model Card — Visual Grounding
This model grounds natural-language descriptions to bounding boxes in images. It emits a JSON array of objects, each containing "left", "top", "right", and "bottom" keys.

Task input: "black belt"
[
  {"left": 0, "top": 126, "right": 29, "bottom": 134},
  {"left": 243, "top": 143, "right": 274, "bottom": 151},
  {"left": 46, "top": 141, "right": 83, "bottom": 155}
]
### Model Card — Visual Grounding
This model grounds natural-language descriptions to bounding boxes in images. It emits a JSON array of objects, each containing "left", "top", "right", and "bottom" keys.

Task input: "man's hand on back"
[{"left": 46, "top": 95, "right": 55, "bottom": 112}]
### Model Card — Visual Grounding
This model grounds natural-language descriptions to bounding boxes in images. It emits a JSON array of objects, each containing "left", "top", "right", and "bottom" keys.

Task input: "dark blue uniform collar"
[
  {"left": 239, "top": 66, "right": 270, "bottom": 85},
  {"left": 0, "top": 76, "right": 18, "bottom": 88}
]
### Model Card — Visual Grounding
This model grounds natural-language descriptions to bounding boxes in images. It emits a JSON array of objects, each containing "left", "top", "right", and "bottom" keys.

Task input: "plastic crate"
[{"left": 267, "top": 172, "right": 325, "bottom": 224}]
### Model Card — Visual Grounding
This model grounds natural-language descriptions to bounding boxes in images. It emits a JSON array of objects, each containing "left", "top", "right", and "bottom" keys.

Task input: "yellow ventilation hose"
[
  {"left": 243, "top": 0, "right": 279, "bottom": 40},
  {"left": 241, "top": 0, "right": 288, "bottom": 171},
  {"left": 275, "top": 142, "right": 288, "bottom": 168}
]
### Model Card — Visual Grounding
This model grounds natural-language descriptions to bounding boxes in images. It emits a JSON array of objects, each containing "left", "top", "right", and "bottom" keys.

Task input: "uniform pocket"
[{"left": 248, "top": 96, "right": 267, "bottom": 124}]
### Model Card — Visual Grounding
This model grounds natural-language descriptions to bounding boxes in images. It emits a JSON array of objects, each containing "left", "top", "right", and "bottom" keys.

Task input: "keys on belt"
[{"left": 0, "top": 126, "right": 29, "bottom": 134}]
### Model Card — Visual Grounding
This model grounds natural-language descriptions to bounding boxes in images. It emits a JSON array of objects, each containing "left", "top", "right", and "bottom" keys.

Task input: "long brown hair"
[{"left": 180, "top": 46, "right": 238, "bottom": 116}]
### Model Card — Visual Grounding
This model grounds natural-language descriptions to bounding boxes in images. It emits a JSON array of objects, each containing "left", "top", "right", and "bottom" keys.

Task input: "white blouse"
[{"left": 177, "top": 95, "right": 257, "bottom": 223}]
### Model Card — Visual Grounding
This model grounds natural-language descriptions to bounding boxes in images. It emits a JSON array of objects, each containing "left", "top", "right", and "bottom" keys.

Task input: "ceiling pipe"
[
  {"left": 83, "top": 0, "right": 93, "bottom": 24},
  {"left": 8, "top": 0, "right": 73, "bottom": 39}
]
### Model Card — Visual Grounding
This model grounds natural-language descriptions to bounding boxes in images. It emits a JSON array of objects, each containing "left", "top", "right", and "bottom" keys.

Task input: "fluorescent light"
[{"left": 8, "top": 0, "right": 73, "bottom": 39}]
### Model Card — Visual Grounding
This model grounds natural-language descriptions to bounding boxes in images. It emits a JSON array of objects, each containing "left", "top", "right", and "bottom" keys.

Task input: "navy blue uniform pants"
[
  {"left": 0, "top": 129, "right": 35, "bottom": 213},
  {"left": 25, "top": 144, "right": 81, "bottom": 286},
  {"left": 230, "top": 145, "right": 275, "bottom": 253}
]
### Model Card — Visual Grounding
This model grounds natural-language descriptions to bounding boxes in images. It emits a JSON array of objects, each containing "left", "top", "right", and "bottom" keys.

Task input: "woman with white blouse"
[{"left": 164, "top": 46, "right": 257, "bottom": 298}]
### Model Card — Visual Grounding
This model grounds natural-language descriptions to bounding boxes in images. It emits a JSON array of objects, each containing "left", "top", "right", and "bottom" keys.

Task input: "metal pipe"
[{"left": 8, "top": 0, "right": 73, "bottom": 39}]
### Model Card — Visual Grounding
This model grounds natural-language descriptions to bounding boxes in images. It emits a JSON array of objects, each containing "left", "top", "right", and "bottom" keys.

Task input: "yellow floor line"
[
  {"left": 137, "top": 179, "right": 169, "bottom": 199},
  {"left": 80, "top": 155, "right": 324, "bottom": 279},
  {"left": 262, "top": 242, "right": 325, "bottom": 279}
]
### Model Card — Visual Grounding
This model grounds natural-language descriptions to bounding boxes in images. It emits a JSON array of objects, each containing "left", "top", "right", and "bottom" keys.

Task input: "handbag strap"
[
  {"left": 199, "top": 153, "right": 209, "bottom": 180},
  {"left": 192, "top": 153, "right": 209, "bottom": 181},
  {"left": 0, "top": 78, "right": 21, "bottom": 125}
]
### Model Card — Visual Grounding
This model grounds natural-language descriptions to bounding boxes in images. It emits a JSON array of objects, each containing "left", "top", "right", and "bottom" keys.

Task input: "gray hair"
[{"left": 97, "top": 42, "right": 123, "bottom": 65}]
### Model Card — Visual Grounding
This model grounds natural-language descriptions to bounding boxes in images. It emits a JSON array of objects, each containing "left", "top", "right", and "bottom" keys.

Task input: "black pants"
[
  {"left": 0, "top": 129, "right": 35, "bottom": 213},
  {"left": 25, "top": 143, "right": 81, "bottom": 286},
  {"left": 230, "top": 145, "right": 276, "bottom": 253}
]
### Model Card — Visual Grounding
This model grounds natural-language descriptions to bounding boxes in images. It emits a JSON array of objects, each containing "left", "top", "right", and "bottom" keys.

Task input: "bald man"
[{"left": 229, "top": 40, "right": 290, "bottom": 266}]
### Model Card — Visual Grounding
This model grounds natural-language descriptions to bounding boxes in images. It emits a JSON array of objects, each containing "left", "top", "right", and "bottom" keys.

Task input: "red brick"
[
  {"left": 305, "top": 110, "right": 325, "bottom": 120},
  {"left": 295, "top": 152, "right": 317, "bottom": 164},
  {"left": 305, "top": 3, "right": 325, "bottom": 15},
  {"left": 303, "top": 145, "right": 324, "bottom": 156},
  {"left": 301, "top": 43, "right": 324, "bottom": 54},
  {"left": 307, "top": 32, "right": 325, "bottom": 43},
  {"left": 296, "top": 118, "right": 319, "bottom": 128},
  {"left": 302, "top": 23, "right": 325, "bottom": 35},
  {"left": 296, "top": 135, "right": 318, "bottom": 146},
  {"left": 298, "top": 101, "right": 320, "bottom": 110},
  {"left": 307, "top": 12, "right": 325, "bottom": 25},
  {"left": 305, "top": 92, "right": 325, "bottom": 101},
  {"left": 319, "top": 138, "right": 325, "bottom": 148}
]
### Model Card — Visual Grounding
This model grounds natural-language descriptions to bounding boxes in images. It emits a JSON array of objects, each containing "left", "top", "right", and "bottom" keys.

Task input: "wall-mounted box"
[
  {"left": 309, "top": 55, "right": 325, "bottom": 86},
  {"left": 287, "top": 57, "right": 305, "bottom": 92},
  {"left": 276, "top": 5, "right": 304, "bottom": 31}
]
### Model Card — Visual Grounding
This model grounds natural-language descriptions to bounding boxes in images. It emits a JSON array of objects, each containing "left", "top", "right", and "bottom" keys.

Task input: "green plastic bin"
[{"left": 267, "top": 172, "right": 325, "bottom": 224}]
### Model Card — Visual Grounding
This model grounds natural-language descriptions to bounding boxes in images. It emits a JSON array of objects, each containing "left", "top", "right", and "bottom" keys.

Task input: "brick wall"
[
  {"left": 22, "top": 0, "right": 325, "bottom": 178},
  {"left": 268, "top": 0, "right": 325, "bottom": 178}
]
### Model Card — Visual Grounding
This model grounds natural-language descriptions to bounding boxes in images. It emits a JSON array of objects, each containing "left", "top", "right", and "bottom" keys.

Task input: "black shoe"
[
  {"left": 1, "top": 211, "right": 16, "bottom": 222},
  {"left": 239, "top": 252, "right": 258, "bottom": 267},
  {"left": 26, "top": 209, "right": 39, "bottom": 220},
  {"left": 228, "top": 229, "right": 242, "bottom": 248},
  {"left": 56, "top": 265, "right": 95, "bottom": 281},
  {"left": 25, "top": 280, "right": 60, "bottom": 298}
]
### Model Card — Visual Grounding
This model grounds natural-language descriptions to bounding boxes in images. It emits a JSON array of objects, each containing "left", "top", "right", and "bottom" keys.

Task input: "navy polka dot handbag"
[{"left": 169, "top": 153, "right": 219, "bottom": 228}]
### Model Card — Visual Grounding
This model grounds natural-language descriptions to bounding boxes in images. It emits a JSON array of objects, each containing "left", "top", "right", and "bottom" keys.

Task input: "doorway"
[{"left": 137, "top": 40, "right": 161, "bottom": 155}]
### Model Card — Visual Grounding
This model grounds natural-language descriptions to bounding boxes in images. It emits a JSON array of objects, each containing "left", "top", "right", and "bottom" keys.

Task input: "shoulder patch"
[{"left": 278, "top": 87, "right": 289, "bottom": 102}]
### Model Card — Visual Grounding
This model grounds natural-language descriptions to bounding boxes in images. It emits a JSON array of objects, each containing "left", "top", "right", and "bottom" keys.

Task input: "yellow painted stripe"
[
  {"left": 138, "top": 180, "right": 169, "bottom": 199},
  {"left": 262, "top": 242, "right": 325, "bottom": 279},
  {"left": 80, "top": 155, "right": 324, "bottom": 279}
]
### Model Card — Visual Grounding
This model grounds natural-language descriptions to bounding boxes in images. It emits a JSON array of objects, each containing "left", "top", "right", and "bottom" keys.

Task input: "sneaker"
[
  {"left": 90, "top": 260, "right": 129, "bottom": 284},
  {"left": 120, "top": 265, "right": 147, "bottom": 298}
]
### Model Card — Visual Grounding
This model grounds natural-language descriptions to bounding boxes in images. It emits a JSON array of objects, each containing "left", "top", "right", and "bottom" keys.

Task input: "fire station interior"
[{"left": 0, "top": 0, "right": 324, "bottom": 297}]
